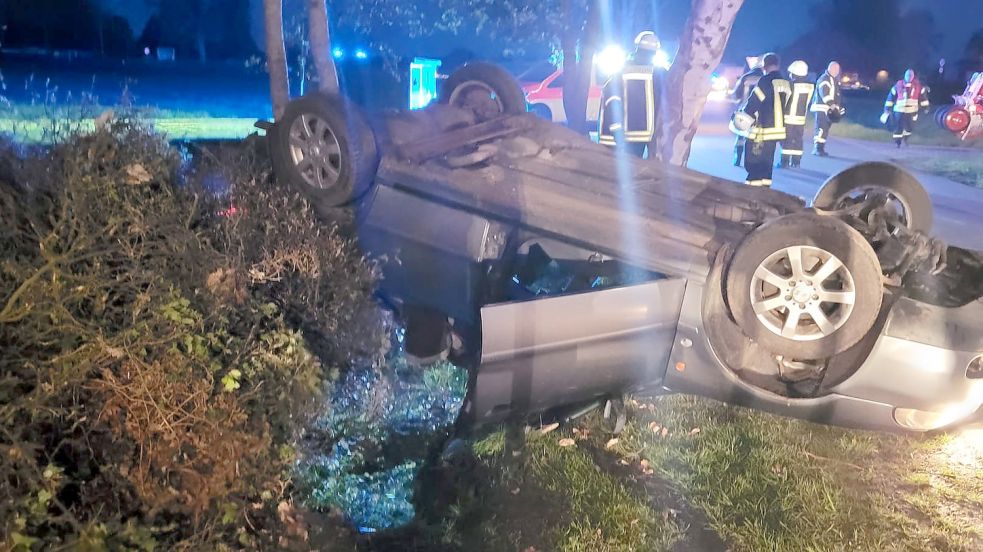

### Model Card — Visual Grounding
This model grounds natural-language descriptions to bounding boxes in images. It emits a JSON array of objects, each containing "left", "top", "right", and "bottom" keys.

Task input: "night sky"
[{"left": 100, "top": 0, "right": 981, "bottom": 66}]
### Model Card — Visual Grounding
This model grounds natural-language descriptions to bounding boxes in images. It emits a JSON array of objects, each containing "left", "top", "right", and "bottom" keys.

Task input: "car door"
[{"left": 467, "top": 236, "right": 687, "bottom": 424}]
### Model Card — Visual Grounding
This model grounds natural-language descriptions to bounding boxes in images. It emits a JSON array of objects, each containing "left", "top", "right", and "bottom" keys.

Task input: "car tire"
[
  {"left": 440, "top": 62, "right": 526, "bottom": 121},
  {"left": 271, "top": 94, "right": 378, "bottom": 208},
  {"left": 530, "top": 103, "right": 553, "bottom": 121},
  {"left": 812, "top": 161, "right": 933, "bottom": 233},
  {"left": 726, "top": 213, "right": 883, "bottom": 360}
]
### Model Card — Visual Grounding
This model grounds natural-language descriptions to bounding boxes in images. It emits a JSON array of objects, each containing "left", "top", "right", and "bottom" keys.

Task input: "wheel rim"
[
  {"left": 287, "top": 113, "right": 343, "bottom": 190},
  {"left": 749, "top": 245, "right": 856, "bottom": 341},
  {"left": 835, "top": 186, "right": 912, "bottom": 232},
  {"left": 448, "top": 80, "right": 504, "bottom": 119}
]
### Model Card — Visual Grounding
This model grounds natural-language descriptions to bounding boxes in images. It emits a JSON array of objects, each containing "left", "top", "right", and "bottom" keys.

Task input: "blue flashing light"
[
  {"left": 332, "top": 48, "right": 344, "bottom": 59},
  {"left": 355, "top": 49, "right": 368, "bottom": 60}
]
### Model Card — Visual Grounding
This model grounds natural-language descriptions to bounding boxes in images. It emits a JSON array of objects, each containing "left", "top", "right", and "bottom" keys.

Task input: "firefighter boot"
[
  {"left": 733, "top": 143, "right": 744, "bottom": 167},
  {"left": 812, "top": 144, "right": 828, "bottom": 157}
]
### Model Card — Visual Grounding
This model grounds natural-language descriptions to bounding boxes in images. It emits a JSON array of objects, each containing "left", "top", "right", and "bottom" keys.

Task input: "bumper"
[{"left": 667, "top": 282, "right": 983, "bottom": 433}]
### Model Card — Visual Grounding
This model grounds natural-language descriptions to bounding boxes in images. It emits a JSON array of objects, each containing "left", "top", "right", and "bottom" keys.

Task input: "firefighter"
[
  {"left": 739, "top": 53, "right": 790, "bottom": 187},
  {"left": 598, "top": 31, "right": 664, "bottom": 158},
  {"left": 730, "top": 59, "right": 765, "bottom": 166},
  {"left": 883, "top": 69, "right": 930, "bottom": 147},
  {"left": 778, "top": 60, "right": 814, "bottom": 168},
  {"left": 811, "top": 61, "right": 843, "bottom": 157}
]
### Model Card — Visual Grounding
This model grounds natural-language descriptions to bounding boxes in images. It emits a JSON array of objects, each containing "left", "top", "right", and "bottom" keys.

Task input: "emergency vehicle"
[
  {"left": 521, "top": 62, "right": 604, "bottom": 124},
  {"left": 936, "top": 72, "right": 983, "bottom": 140}
]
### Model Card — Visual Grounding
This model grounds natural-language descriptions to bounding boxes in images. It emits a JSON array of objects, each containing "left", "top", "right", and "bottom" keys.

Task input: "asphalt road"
[{"left": 688, "top": 109, "right": 983, "bottom": 251}]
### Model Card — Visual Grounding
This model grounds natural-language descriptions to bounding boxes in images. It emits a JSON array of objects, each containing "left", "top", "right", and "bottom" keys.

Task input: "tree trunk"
[
  {"left": 657, "top": 0, "right": 744, "bottom": 166},
  {"left": 307, "top": 0, "right": 340, "bottom": 95},
  {"left": 263, "top": 0, "right": 291, "bottom": 119}
]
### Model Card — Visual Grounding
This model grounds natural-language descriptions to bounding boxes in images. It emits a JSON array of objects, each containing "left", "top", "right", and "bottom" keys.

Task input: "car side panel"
[
  {"left": 471, "top": 279, "right": 686, "bottom": 423},
  {"left": 358, "top": 185, "right": 507, "bottom": 323}
]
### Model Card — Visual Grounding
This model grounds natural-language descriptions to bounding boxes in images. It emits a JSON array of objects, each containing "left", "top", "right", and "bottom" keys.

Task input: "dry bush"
[{"left": 0, "top": 122, "right": 383, "bottom": 549}]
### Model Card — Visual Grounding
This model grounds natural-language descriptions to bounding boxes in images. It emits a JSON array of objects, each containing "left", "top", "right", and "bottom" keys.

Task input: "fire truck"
[{"left": 936, "top": 72, "right": 983, "bottom": 140}]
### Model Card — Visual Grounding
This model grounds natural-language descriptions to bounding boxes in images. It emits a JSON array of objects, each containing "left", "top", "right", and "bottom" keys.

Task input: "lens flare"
[
  {"left": 595, "top": 45, "right": 627, "bottom": 76},
  {"left": 942, "top": 426, "right": 983, "bottom": 467}
]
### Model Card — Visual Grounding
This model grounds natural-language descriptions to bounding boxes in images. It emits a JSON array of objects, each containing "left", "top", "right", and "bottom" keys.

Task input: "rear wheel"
[
  {"left": 812, "top": 161, "right": 933, "bottom": 234},
  {"left": 271, "top": 94, "right": 378, "bottom": 208},
  {"left": 440, "top": 62, "right": 526, "bottom": 121},
  {"left": 726, "top": 213, "right": 883, "bottom": 360}
]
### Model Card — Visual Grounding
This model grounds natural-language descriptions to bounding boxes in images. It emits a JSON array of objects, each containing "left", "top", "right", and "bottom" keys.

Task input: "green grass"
[
  {"left": 605, "top": 396, "right": 983, "bottom": 551},
  {"left": 902, "top": 157, "right": 983, "bottom": 189},
  {"left": 0, "top": 117, "right": 261, "bottom": 142},
  {"left": 436, "top": 427, "right": 684, "bottom": 551}
]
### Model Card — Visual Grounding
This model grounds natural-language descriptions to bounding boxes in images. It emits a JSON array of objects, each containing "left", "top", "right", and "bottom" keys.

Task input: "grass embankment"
[
  {"left": 437, "top": 396, "right": 982, "bottom": 551},
  {"left": 902, "top": 157, "right": 983, "bottom": 189},
  {"left": 0, "top": 116, "right": 259, "bottom": 142}
]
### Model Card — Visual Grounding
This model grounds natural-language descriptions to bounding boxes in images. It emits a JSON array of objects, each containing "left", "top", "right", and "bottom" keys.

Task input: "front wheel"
[
  {"left": 726, "top": 213, "right": 883, "bottom": 360},
  {"left": 270, "top": 94, "right": 378, "bottom": 208}
]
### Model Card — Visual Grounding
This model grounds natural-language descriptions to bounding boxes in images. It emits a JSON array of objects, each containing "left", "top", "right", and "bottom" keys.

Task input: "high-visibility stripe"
[
  {"left": 781, "top": 149, "right": 803, "bottom": 155},
  {"left": 746, "top": 179, "right": 771, "bottom": 187},
  {"left": 815, "top": 137, "right": 827, "bottom": 143},
  {"left": 785, "top": 116, "right": 807, "bottom": 125},
  {"left": 812, "top": 104, "right": 830, "bottom": 113},
  {"left": 753, "top": 87, "right": 766, "bottom": 101}
]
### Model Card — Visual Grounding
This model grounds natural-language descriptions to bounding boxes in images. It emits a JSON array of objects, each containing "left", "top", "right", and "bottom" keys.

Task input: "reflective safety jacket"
[
  {"left": 598, "top": 63, "right": 663, "bottom": 146},
  {"left": 742, "top": 70, "right": 791, "bottom": 142},
  {"left": 784, "top": 76, "right": 815, "bottom": 126},
  {"left": 811, "top": 72, "right": 840, "bottom": 113},
  {"left": 885, "top": 80, "right": 929, "bottom": 113}
]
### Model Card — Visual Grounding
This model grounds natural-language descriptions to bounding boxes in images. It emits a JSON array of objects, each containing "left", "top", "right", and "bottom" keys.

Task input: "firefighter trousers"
[
  {"left": 814, "top": 113, "right": 832, "bottom": 151},
  {"left": 892, "top": 112, "right": 915, "bottom": 145},
  {"left": 744, "top": 139, "right": 779, "bottom": 187},
  {"left": 733, "top": 136, "right": 746, "bottom": 166},
  {"left": 780, "top": 124, "right": 806, "bottom": 167}
]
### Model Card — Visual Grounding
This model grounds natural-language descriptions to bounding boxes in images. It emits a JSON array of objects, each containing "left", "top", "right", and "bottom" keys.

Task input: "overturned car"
[{"left": 267, "top": 63, "right": 983, "bottom": 434}]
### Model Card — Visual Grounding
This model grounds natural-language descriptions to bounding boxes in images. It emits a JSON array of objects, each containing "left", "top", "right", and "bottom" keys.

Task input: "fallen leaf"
[
  {"left": 540, "top": 422, "right": 560, "bottom": 435},
  {"left": 510, "top": 487, "right": 521, "bottom": 495},
  {"left": 689, "top": 428, "right": 701, "bottom": 436},
  {"left": 618, "top": 459, "right": 630, "bottom": 466},
  {"left": 124, "top": 163, "right": 152, "bottom": 185},
  {"left": 661, "top": 427, "right": 669, "bottom": 438},
  {"left": 557, "top": 438, "right": 576, "bottom": 447},
  {"left": 523, "top": 547, "right": 537, "bottom": 552},
  {"left": 649, "top": 421, "right": 661, "bottom": 433},
  {"left": 639, "top": 459, "right": 651, "bottom": 469},
  {"left": 605, "top": 438, "right": 620, "bottom": 450}
]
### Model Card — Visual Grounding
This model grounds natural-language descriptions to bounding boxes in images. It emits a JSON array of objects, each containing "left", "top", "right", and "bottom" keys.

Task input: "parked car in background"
[{"left": 520, "top": 61, "right": 604, "bottom": 124}]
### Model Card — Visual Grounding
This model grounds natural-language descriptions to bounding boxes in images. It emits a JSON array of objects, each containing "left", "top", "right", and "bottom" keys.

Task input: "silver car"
[{"left": 268, "top": 63, "right": 983, "bottom": 434}]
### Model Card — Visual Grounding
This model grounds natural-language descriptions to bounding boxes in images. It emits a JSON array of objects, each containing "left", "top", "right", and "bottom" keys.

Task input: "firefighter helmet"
[
  {"left": 634, "top": 31, "right": 661, "bottom": 52},
  {"left": 788, "top": 60, "right": 809, "bottom": 78},
  {"left": 730, "top": 111, "right": 756, "bottom": 136}
]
